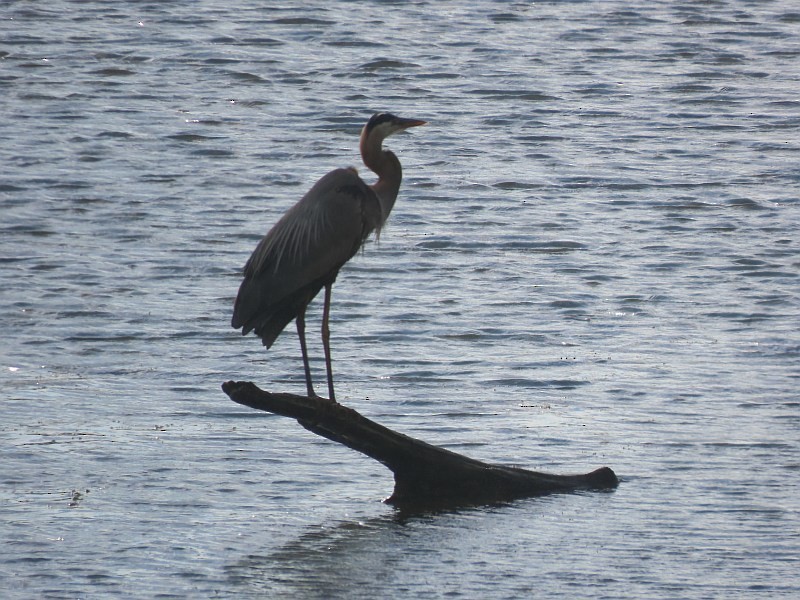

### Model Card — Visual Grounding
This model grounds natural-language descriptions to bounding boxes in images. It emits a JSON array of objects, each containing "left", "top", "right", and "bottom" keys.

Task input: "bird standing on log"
[{"left": 231, "top": 113, "right": 426, "bottom": 401}]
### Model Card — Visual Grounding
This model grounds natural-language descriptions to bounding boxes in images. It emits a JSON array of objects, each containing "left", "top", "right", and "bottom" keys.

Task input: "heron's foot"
[{"left": 307, "top": 391, "right": 338, "bottom": 404}]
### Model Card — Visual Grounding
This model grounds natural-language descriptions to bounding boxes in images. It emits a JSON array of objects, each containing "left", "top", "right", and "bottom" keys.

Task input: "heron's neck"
[{"left": 362, "top": 147, "right": 402, "bottom": 223}]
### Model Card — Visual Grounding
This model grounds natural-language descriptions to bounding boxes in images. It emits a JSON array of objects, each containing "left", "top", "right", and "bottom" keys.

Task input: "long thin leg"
[
  {"left": 296, "top": 307, "right": 316, "bottom": 398},
  {"left": 321, "top": 283, "right": 336, "bottom": 402}
]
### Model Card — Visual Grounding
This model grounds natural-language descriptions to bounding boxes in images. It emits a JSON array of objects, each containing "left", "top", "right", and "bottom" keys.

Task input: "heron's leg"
[
  {"left": 295, "top": 307, "right": 316, "bottom": 398},
  {"left": 321, "top": 283, "right": 336, "bottom": 402}
]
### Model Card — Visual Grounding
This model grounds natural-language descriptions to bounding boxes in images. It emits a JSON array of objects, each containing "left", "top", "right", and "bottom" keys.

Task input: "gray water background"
[{"left": 2, "top": 1, "right": 799, "bottom": 597}]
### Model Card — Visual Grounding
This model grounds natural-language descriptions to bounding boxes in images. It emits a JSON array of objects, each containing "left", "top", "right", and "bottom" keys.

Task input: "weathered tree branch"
[{"left": 222, "top": 381, "right": 618, "bottom": 510}]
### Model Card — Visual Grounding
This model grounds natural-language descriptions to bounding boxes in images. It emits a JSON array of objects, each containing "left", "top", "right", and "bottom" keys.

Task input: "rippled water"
[{"left": 2, "top": 1, "right": 799, "bottom": 597}]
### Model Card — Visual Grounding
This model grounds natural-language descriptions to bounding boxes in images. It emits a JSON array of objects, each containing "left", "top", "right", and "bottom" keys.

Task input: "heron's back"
[{"left": 231, "top": 168, "right": 382, "bottom": 347}]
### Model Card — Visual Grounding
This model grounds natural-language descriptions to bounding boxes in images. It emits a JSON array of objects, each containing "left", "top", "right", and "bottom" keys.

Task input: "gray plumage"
[
  {"left": 232, "top": 168, "right": 381, "bottom": 345},
  {"left": 232, "top": 113, "right": 426, "bottom": 400}
]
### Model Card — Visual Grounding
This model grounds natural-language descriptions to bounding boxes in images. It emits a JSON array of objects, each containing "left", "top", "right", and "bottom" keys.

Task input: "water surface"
[{"left": 2, "top": 1, "right": 799, "bottom": 598}]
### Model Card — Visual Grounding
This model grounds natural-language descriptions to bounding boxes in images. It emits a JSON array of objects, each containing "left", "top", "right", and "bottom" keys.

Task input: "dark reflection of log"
[{"left": 222, "top": 381, "right": 618, "bottom": 510}]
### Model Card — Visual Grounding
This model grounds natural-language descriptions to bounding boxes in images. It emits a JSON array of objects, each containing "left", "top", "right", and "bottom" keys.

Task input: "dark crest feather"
[{"left": 365, "top": 112, "right": 397, "bottom": 132}]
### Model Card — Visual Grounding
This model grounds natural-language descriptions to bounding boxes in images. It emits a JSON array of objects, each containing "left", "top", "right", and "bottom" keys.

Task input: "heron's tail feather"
[
  {"left": 231, "top": 278, "right": 323, "bottom": 349},
  {"left": 232, "top": 304, "right": 294, "bottom": 350}
]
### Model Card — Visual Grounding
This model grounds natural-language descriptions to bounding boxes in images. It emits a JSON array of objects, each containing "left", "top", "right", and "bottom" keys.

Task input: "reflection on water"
[
  {"left": 226, "top": 510, "right": 518, "bottom": 598},
  {"left": 227, "top": 492, "right": 625, "bottom": 599},
  {"left": 226, "top": 517, "right": 409, "bottom": 598}
]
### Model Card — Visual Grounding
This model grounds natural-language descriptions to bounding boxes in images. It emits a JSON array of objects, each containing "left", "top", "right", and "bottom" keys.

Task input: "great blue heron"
[{"left": 231, "top": 113, "right": 426, "bottom": 401}]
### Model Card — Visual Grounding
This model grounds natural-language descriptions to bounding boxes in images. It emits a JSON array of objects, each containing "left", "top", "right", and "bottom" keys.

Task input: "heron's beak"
[{"left": 398, "top": 117, "right": 427, "bottom": 130}]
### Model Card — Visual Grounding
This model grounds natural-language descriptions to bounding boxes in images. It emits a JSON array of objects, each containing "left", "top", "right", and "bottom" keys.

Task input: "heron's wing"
[{"left": 231, "top": 168, "right": 381, "bottom": 341}]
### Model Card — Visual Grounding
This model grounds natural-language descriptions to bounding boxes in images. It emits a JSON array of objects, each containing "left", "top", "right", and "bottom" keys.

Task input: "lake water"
[{"left": 2, "top": 1, "right": 799, "bottom": 597}]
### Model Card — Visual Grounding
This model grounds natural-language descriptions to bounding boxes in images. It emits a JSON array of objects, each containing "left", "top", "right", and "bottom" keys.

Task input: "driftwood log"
[{"left": 222, "top": 381, "right": 618, "bottom": 511}]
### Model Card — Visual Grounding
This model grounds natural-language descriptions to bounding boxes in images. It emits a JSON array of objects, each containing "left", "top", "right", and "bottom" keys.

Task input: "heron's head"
[{"left": 361, "top": 113, "right": 426, "bottom": 145}]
